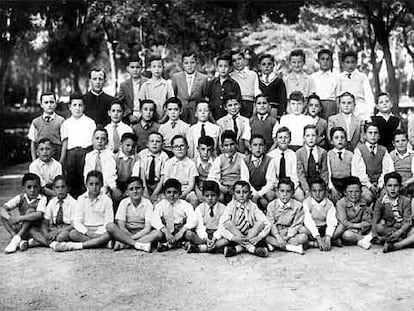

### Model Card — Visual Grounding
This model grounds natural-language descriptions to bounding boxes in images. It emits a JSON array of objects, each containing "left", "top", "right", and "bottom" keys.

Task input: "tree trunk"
[
  {"left": 382, "top": 40, "right": 399, "bottom": 114},
  {"left": 103, "top": 29, "right": 117, "bottom": 96}
]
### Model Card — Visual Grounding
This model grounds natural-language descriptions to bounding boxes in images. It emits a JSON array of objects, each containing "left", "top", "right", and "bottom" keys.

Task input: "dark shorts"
[
  {"left": 66, "top": 147, "right": 88, "bottom": 198},
  {"left": 331, "top": 177, "right": 348, "bottom": 194},
  {"left": 206, "top": 229, "right": 216, "bottom": 240},
  {"left": 240, "top": 99, "right": 254, "bottom": 118},
  {"left": 320, "top": 100, "right": 338, "bottom": 119}
]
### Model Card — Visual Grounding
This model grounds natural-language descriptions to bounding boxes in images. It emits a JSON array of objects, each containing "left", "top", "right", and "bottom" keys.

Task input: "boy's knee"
[
  {"left": 184, "top": 230, "right": 196, "bottom": 240},
  {"left": 264, "top": 191, "right": 276, "bottom": 202},
  {"left": 105, "top": 222, "right": 117, "bottom": 233},
  {"left": 295, "top": 233, "right": 308, "bottom": 244},
  {"left": 341, "top": 230, "right": 356, "bottom": 242},
  {"left": 56, "top": 231, "right": 70, "bottom": 242},
  {"left": 69, "top": 229, "right": 81, "bottom": 240}
]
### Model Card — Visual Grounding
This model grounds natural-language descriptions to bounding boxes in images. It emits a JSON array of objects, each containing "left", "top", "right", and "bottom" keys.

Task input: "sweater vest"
[
  {"left": 219, "top": 153, "right": 243, "bottom": 187},
  {"left": 308, "top": 200, "right": 331, "bottom": 227},
  {"left": 244, "top": 155, "right": 272, "bottom": 191},
  {"left": 327, "top": 150, "right": 352, "bottom": 179},
  {"left": 32, "top": 115, "right": 65, "bottom": 145},
  {"left": 390, "top": 151, "right": 413, "bottom": 183},
  {"left": 359, "top": 144, "right": 386, "bottom": 184},
  {"left": 250, "top": 116, "right": 276, "bottom": 150},
  {"left": 371, "top": 115, "right": 400, "bottom": 151}
]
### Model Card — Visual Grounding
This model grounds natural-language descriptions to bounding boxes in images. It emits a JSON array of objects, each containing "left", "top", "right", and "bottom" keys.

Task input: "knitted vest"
[
  {"left": 220, "top": 153, "right": 243, "bottom": 187},
  {"left": 244, "top": 155, "right": 272, "bottom": 191},
  {"left": 359, "top": 144, "right": 386, "bottom": 183},
  {"left": 390, "top": 151, "right": 413, "bottom": 183},
  {"left": 32, "top": 115, "right": 64, "bottom": 145},
  {"left": 371, "top": 115, "right": 400, "bottom": 151},
  {"left": 197, "top": 162, "right": 212, "bottom": 182},
  {"left": 307, "top": 200, "right": 331, "bottom": 227},
  {"left": 17, "top": 194, "right": 41, "bottom": 215},
  {"left": 250, "top": 116, "right": 277, "bottom": 150},
  {"left": 115, "top": 156, "right": 136, "bottom": 183},
  {"left": 327, "top": 150, "right": 352, "bottom": 179}
]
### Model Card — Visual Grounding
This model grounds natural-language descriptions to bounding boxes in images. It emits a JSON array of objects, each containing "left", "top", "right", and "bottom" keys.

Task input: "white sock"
[
  {"left": 69, "top": 242, "right": 83, "bottom": 250},
  {"left": 135, "top": 242, "right": 151, "bottom": 252},
  {"left": 49, "top": 241, "right": 58, "bottom": 249},
  {"left": 244, "top": 243, "right": 255, "bottom": 253},
  {"left": 11, "top": 235, "right": 21, "bottom": 244},
  {"left": 199, "top": 245, "right": 208, "bottom": 252},
  {"left": 235, "top": 245, "right": 244, "bottom": 253},
  {"left": 286, "top": 244, "right": 304, "bottom": 254}
]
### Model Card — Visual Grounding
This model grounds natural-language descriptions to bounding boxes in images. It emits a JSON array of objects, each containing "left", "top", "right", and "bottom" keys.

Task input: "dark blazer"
[
  {"left": 118, "top": 77, "right": 148, "bottom": 116},
  {"left": 171, "top": 71, "right": 208, "bottom": 124},
  {"left": 327, "top": 113, "right": 364, "bottom": 151},
  {"left": 296, "top": 146, "right": 329, "bottom": 193}
]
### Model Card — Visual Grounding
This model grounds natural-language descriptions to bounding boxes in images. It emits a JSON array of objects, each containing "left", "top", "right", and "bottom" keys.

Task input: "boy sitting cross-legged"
[
  {"left": 105, "top": 177, "right": 163, "bottom": 252},
  {"left": 185, "top": 180, "right": 227, "bottom": 253},
  {"left": 265, "top": 178, "right": 308, "bottom": 255},
  {"left": 219, "top": 180, "right": 271, "bottom": 258},
  {"left": 151, "top": 178, "right": 198, "bottom": 252}
]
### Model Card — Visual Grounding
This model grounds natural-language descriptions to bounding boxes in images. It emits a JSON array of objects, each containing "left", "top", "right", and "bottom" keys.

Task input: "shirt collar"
[
  {"left": 260, "top": 71, "right": 277, "bottom": 83},
  {"left": 341, "top": 112, "right": 352, "bottom": 119},
  {"left": 251, "top": 155, "right": 263, "bottom": 162},
  {"left": 24, "top": 193, "right": 42, "bottom": 203},
  {"left": 150, "top": 78, "right": 166, "bottom": 86},
  {"left": 343, "top": 70, "right": 356, "bottom": 77},
  {"left": 257, "top": 113, "right": 268, "bottom": 121},
  {"left": 119, "top": 151, "right": 134, "bottom": 160},
  {"left": 395, "top": 149, "right": 412, "bottom": 158},
  {"left": 365, "top": 142, "right": 377, "bottom": 149},
  {"left": 277, "top": 198, "right": 291, "bottom": 209},
  {"left": 382, "top": 194, "right": 399, "bottom": 206},
  {"left": 305, "top": 145, "right": 317, "bottom": 153},
  {"left": 111, "top": 121, "right": 122, "bottom": 128},
  {"left": 196, "top": 156, "right": 214, "bottom": 167},
  {"left": 333, "top": 148, "right": 344, "bottom": 154},
  {"left": 90, "top": 89, "right": 104, "bottom": 96},
  {"left": 225, "top": 153, "right": 237, "bottom": 160},
  {"left": 311, "top": 198, "right": 326, "bottom": 206},
  {"left": 42, "top": 112, "right": 56, "bottom": 120},
  {"left": 376, "top": 112, "right": 393, "bottom": 120}
]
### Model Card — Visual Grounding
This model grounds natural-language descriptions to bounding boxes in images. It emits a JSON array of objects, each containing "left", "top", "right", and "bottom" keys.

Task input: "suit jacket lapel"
[
  {"left": 127, "top": 79, "right": 134, "bottom": 101},
  {"left": 349, "top": 115, "right": 358, "bottom": 139},
  {"left": 180, "top": 72, "right": 189, "bottom": 97}
]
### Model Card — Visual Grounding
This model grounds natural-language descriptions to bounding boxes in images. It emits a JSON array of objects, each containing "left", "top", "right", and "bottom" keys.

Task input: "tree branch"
[{"left": 402, "top": 26, "right": 414, "bottom": 60}]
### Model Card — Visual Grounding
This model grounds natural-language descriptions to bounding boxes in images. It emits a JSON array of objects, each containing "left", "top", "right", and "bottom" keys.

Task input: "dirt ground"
[{"left": 1, "top": 166, "right": 414, "bottom": 311}]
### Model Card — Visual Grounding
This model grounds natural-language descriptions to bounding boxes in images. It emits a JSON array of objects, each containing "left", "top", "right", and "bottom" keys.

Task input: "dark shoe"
[
  {"left": 383, "top": 242, "right": 395, "bottom": 253},
  {"left": 157, "top": 242, "right": 169, "bottom": 253},
  {"left": 254, "top": 247, "right": 269, "bottom": 257},
  {"left": 224, "top": 246, "right": 237, "bottom": 257},
  {"left": 186, "top": 243, "right": 199, "bottom": 254},
  {"left": 371, "top": 236, "right": 383, "bottom": 245},
  {"left": 332, "top": 239, "right": 343, "bottom": 248}
]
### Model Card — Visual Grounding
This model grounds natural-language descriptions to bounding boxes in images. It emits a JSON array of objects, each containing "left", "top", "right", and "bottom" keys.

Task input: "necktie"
[
  {"left": 95, "top": 151, "right": 102, "bottom": 172},
  {"left": 44, "top": 116, "right": 51, "bottom": 122},
  {"left": 237, "top": 205, "right": 249, "bottom": 235},
  {"left": 232, "top": 115, "right": 238, "bottom": 137},
  {"left": 56, "top": 199, "right": 64, "bottom": 225},
  {"left": 338, "top": 151, "right": 343, "bottom": 161},
  {"left": 209, "top": 205, "right": 214, "bottom": 217},
  {"left": 148, "top": 155, "right": 156, "bottom": 184},
  {"left": 308, "top": 148, "right": 318, "bottom": 180},
  {"left": 201, "top": 124, "right": 206, "bottom": 138},
  {"left": 171, "top": 121, "right": 177, "bottom": 129},
  {"left": 370, "top": 145, "right": 375, "bottom": 156},
  {"left": 347, "top": 73, "right": 352, "bottom": 79},
  {"left": 188, "top": 75, "right": 193, "bottom": 96},
  {"left": 228, "top": 154, "right": 234, "bottom": 164},
  {"left": 113, "top": 123, "right": 120, "bottom": 153},
  {"left": 253, "top": 158, "right": 260, "bottom": 168},
  {"left": 143, "top": 122, "right": 150, "bottom": 130},
  {"left": 279, "top": 152, "right": 286, "bottom": 178}
]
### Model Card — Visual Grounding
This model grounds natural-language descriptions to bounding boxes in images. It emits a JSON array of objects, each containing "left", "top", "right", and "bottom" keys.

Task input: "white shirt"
[
  {"left": 61, "top": 115, "right": 96, "bottom": 149},
  {"left": 342, "top": 113, "right": 352, "bottom": 140},
  {"left": 83, "top": 149, "right": 117, "bottom": 189},
  {"left": 229, "top": 67, "right": 261, "bottom": 101},
  {"left": 187, "top": 121, "right": 220, "bottom": 158},
  {"left": 267, "top": 148, "right": 300, "bottom": 188},
  {"left": 115, "top": 197, "right": 153, "bottom": 231},
  {"left": 217, "top": 114, "right": 251, "bottom": 142},
  {"left": 4, "top": 193, "right": 47, "bottom": 214},
  {"left": 310, "top": 70, "right": 339, "bottom": 101},
  {"left": 29, "top": 158, "right": 62, "bottom": 187},
  {"left": 274, "top": 114, "right": 314, "bottom": 146},
  {"left": 104, "top": 121, "right": 133, "bottom": 152},
  {"left": 161, "top": 157, "right": 199, "bottom": 192},
  {"left": 194, "top": 202, "right": 226, "bottom": 240},
  {"left": 305, "top": 145, "right": 319, "bottom": 163},
  {"left": 136, "top": 149, "right": 169, "bottom": 182},
  {"left": 185, "top": 73, "right": 196, "bottom": 96},
  {"left": 151, "top": 199, "right": 197, "bottom": 232},
  {"left": 303, "top": 197, "right": 337, "bottom": 238},
  {"left": 28, "top": 112, "right": 60, "bottom": 142},
  {"left": 45, "top": 195, "right": 77, "bottom": 225},
  {"left": 207, "top": 152, "right": 250, "bottom": 185}
]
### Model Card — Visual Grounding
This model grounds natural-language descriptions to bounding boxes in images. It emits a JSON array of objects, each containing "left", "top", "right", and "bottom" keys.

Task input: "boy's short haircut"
[
  {"left": 309, "top": 177, "right": 326, "bottom": 189},
  {"left": 148, "top": 54, "right": 163, "bottom": 65},
  {"left": 40, "top": 91, "right": 56, "bottom": 102},
  {"left": 93, "top": 127, "right": 109, "bottom": 138},
  {"left": 338, "top": 92, "right": 355, "bottom": 103},
  {"left": 121, "top": 132, "right": 137, "bottom": 143},
  {"left": 53, "top": 174, "right": 67, "bottom": 186},
  {"left": 140, "top": 99, "right": 156, "bottom": 110},
  {"left": 230, "top": 49, "right": 245, "bottom": 58},
  {"left": 182, "top": 51, "right": 197, "bottom": 61},
  {"left": 250, "top": 133, "right": 265, "bottom": 145},
  {"left": 258, "top": 53, "right": 274, "bottom": 64},
  {"left": 126, "top": 176, "right": 143, "bottom": 188},
  {"left": 195, "top": 100, "right": 209, "bottom": 109},
  {"left": 86, "top": 170, "right": 104, "bottom": 185},
  {"left": 277, "top": 177, "right": 294, "bottom": 191},
  {"left": 303, "top": 124, "right": 318, "bottom": 136},
  {"left": 376, "top": 92, "right": 390, "bottom": 104},
  {"left": 341, "top": 51, "right": 357, "bottom": 62},
  {"left": 88, "top": 68, "right": 106, "bottom": 79},
  {"left": 384, "top": 171, "right": 402, "bottom": 186},
  {"left": 108, "top": 99, "right": 125, "bottom": 111},
  {"left": 224, "top": 92, "right": 239, "bottom": 104},
  {"left": 329, "top": 126, "right": 347, "bottom": 140},
  {"left": 289, "top": 49, "right": 306, "bottom": 62},
  {"left": 127, "top": 56, "right": 143, "bottom": 66},
  {"left": 216, "top": 53, "right": 232, "bottom": 66},
  {"left": 317, "top": 49, "right": 333, "bottom": 59},
  {"left": 308, "top": 93, "right": 321, "bottom": 103},
  {"left": 37, "top": 137, "right": 53, "bottom": 147},
  {"left": 220, "top": 130, "right": 237, "bottom": 144},
  {"left": 163, "top": 178, "right": 182, "bottom": 193},
  {"left": 198, "top": 135, "right": 215, "bottom": 148},
  {"left": 171, "top": 134, "right": 188, "bottom": 147},
  {"left": 69, "top": 93, "right": 84, "bottom": 103},
  {"left": 148, "top": 131, "right": 163, "bottom": 141},
  {"left": 22, "top": 173, "right": 41, "bottom": 186},
  {"left": 233, "top": 180, "right": 250, "bottom": 191},
  {"left": 345, "top": 176, "right": 361, "bottom": 189},
  {"left": 254, "top": 94, "right": 268, "bottom": 102},
  {"left": 164, "top": 97, "right": 182, "bottom": 109},
  {"left": 202, "top": 180, "right": 220, "bottom": 195},
  {"left": 276, "top": 126, "right": 291, "bottom": 138},
  {"left": 393, "top": 129, "right": 408, "bottom": 140},
  {"left": 363, "top": 121, "right": 379, "bottom": 133},
  {"left": 289, "top": 91, "right": 305, "bottom": 102}
]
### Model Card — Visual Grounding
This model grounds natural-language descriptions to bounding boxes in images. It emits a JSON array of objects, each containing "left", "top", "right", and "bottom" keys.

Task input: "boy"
[
  {"left": 187, "top": 100, "right": 220, "bottom": 159},
  {"left": 219, "top": 181, "right": 271, "bottom": 257},
  {"left": 217, "top": 94, "right": 251, "bottom": 153},
  {"left": 371, "top": 92, "right": 401, "bottom": 151},
  {"left": 336, "top": 176, "right": 373, "bottom": 249},
  {"left": 249, "top": 94, "right": 278, "bottom": 152},
  {"left": 45, "top": 176, "right": 77, "bottom": 244},
  {"left": 338, "top": 51, "right": 375, "bottom": 120},
  {"left": 118, "top": 56, "right": 148, "bottom": 122},
  {"left": 137, "top": 132, "right": 169, "bottom": 201},
  {"left": 194, "top": 136, "right": 216, "bottom": 199},
  {"left": 284, "top": 49, "right": 314, "bottom": 98},
  {"left": 244, "top": 134, "right": 277, "bottom": 210},
  {"left": 52, "top": 170, "right": 113, "bottom": 251},
  {"left": 307, "top": 94, "right": 328, "bottom": 149},
  {"left": 105, "top": 177, "right": 163, "bottom": 252},
  {"left": 309, "top": 49, "right": 339, "bottom": 119},
  {"left": 267, "top": 127, "right": 304, "bottom": 202},
  {"left": 186, "top": 180, "right": 227, "bottom": 253},
  {"left": 158, "top": 97, "right": 190, "bottom": 154},
  {"left": 1, "top": 173, "right": 47, "bottom": 253},
  {"left": 104, "top": 100, "right": 133, "bottom": 153},
  {"left": 302, "top": 178, "right": 342, "bottom": 251},
  {"left": 327, "top": 127, "right": 354, "bottom": 202},
  {"left": 266, "top": 178, "right": 308, "bottom": 254},
  {"left": 389, "top": 130, "right": 414, "bottom": 195},
  {"left": 372, "top": 172, "right": 414, "bottom": 253},
  {"left": 257, "top": 54, "right": 287, "bottom": 118},
  {"left": 151, "top": 178, "right": 198, "bottom": 252},
  {"left": 132, "top": 99, "right": 159, "bottom": 152},
  {"left": 83, "top": 128, "right": 118, "bottom": 198},
  {"left": 352, "top": 122, "right": 394, "bottom": 205},
  {"left": 230, "top": 49, "right": 261, "bottom": 117},
  {"left": 60, "top": 93, "right": 96, "bottom": 197},
  {"left": 296, "top": 125, "right": 329, "bottom": 197},
  {"left": 327, "top": 92, "right": 364, "bottom": 151},
  {"left": 29, "top": 138, "right": 63, "bottom": 197},
  {"left": 28, "top": 91, "right": 64, "bottom": 161},
  {"left": 203, "top": 53, "right": 241, "bottom": 120},
  {"left": 139, "top": 55, "right": 174, "bottom": 119},
  {"left": 208, "top": 130, "right": 249, "bottom": 203},
  {"left": 171, "top": 51, "right": 208, "bottom": 124}
]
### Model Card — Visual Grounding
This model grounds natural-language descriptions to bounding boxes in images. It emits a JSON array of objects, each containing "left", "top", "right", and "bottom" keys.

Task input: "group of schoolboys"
[{"left": 2, "top": 48, "right": 414, "bottom": 259}]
